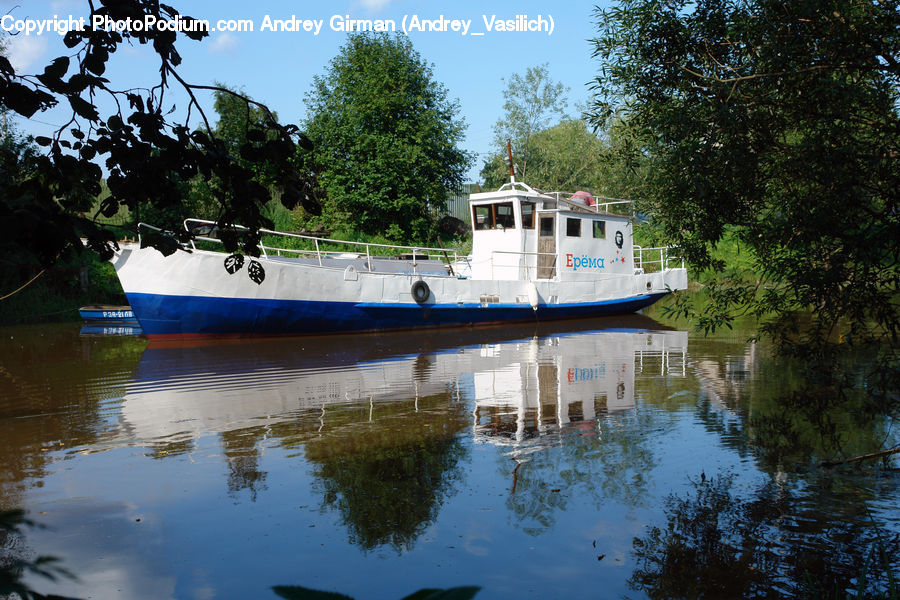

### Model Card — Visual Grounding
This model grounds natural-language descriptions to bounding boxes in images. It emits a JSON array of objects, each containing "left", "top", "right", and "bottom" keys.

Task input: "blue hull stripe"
[{"left": 126, "top": 292, "right": 669, "bottom": 337}]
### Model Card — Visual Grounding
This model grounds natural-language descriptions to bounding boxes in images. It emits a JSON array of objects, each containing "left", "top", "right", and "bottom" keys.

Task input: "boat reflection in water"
[
  {"left": 115, "top": 315, "right": 687, "bottom": 454},
  {"left": 79, "top": 324, "right": 143, "bottom": 336},
  {"left": 470, "top": 325, "right": 686, "bottom": 456}
]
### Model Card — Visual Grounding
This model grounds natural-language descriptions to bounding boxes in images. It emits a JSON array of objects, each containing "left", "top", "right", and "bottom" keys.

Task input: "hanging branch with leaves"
[{"left": 0, "top": 0, "right": 317, "bottom": 268}]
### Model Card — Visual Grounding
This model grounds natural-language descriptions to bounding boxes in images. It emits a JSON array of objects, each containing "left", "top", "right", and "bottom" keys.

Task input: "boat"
[
  {"left": 78, "top": 304, "right": 138, "bottom": 323},
  {"left": 111, "top": 180, "right": 688, "bottom": 338}
]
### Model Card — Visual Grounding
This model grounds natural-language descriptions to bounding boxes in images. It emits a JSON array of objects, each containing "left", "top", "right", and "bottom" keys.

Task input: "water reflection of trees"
[
  {"left": 687, "top": 336, "right": 898, "bottom": 471},
  {"left": 301, "top": 393, "right": 470, "bottom": 553},
  {"left": 747, "top": 350, "right": 898, "bottom": 471},
  {"left": 0, "top": 326, "right": 145, "bottom": 507},
  {"left": 630, "top": 472, "right": 900, "bottom": 599},
  {"left": 221, "top": 427, "right": 269, "bottom": 502},
  {"left": 484, "top": 349, "right": 689, "bottom": 535},
  {"left": 500, "top": 408, "right": 677, "bottom": 535},
  {"left": 633, "top": 313, "right": 900, "bottom": 596}
]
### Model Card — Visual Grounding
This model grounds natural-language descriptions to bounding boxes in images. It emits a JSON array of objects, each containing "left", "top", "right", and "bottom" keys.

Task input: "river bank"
[{"left": 0, "top": 252, "right": 125, "bottom": 325}]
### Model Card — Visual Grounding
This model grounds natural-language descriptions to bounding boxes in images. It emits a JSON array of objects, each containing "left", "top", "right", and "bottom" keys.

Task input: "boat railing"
[
  {"left": 486, "top": 250, "right": 558, "bottom": 281},
  {"left": 636, "top": 346, "right": 688, "bottom": 377},
  {"left": 486, "top": 247, "right": 685, "bottom": 279},
  {"left": 543, "top": 192, "right": 635, "bottom": 216},
  {"left": 633, "top": 245, "right": 685, "bottom": 273},
  {"left": 137, "top": 220, "right": 462, "bottom": 276}
]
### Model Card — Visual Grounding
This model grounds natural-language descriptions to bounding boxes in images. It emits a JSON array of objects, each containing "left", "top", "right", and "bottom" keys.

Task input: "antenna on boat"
[{"left": 506, "top": 139, "right": 516, "bottom": 184}]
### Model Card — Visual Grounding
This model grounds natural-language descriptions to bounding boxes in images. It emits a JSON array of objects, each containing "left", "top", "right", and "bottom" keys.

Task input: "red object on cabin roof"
[{"left": 570, "top": 190, "right": 595, "bottom": 206}]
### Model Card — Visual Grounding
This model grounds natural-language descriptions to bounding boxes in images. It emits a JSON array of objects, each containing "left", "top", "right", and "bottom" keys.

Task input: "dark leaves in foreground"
[
  {"left": 0, "top": 0, "right": 316, "bottom": 270},
  {"left": 247, "top": 259, "right": 265, "bottom": 284},
  {"left": 1, "top": 509, "right": 79, "bottom": 600},
  {"left": 272, "top": 585, "right": 480, "bottom": 600},
  {"left": 139, "top": 230, "right": 187, "bottom": 257},
  {"left": 224, "top": 253, "right": 245, "bottom": 274}
]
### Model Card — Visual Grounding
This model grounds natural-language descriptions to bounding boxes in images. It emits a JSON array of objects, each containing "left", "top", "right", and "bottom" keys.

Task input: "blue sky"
[{"left": 2, "top": 0, "right": 609, "bottom": 181}]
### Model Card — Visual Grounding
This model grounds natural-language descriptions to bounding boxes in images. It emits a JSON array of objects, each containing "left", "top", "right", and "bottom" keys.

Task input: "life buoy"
[{"left": 411, "top": 280, "right": 430, "bottom": 304}]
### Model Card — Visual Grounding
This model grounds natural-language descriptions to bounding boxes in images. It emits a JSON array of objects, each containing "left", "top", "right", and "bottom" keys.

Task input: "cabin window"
[
  {"left": 566, "top": 218, "right": 581, "bottom": 237},
  {"left": 521, "top": 202, "right": 535, "bottom": 229},
  {"left": 592, "top": 220, "right": 606, "bottom": 239},
  {"left": 473, "top": 205, "right": 492, "bottom": 230},
  {"left": 473, "top": 203, "right": 516, "bottom": 230},
  {"left": 539, "top": 216, "right": 555, "bottom": 236},
  {"left": 495, "top": 203, "right": 515, "bottom": 229}
]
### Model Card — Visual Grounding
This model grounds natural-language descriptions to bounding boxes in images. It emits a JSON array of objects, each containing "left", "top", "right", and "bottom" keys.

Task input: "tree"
[
  {"left": 180, "top": 85, "right": 321, "bottom": 223},
  {"left": 481, "top": 117, "right": 646, "bottom": 197},
  {"left": 524, "top": 120, "right": 603, "bottom": 192},
  {"left": 210, "top": 84, "right": 279, "bottom": 184},
  {"left": 304, "top": 392, "right": 470, "bottom": 553},
  {"left": 0, "top": 1, "right": 314, "bottom": 268},
  {"left": 0, "top": 35, "right": 44, "bottom": 287},
  {"left": 0, "top": 125, "right": 42, "bottom": 280},
  {"left": 304, "top": 33, "right": 471, "bottom": 243},
  {"left": 1, "top": 34, "right": 35, "bottom": 195},
  {"left": 591, "top": 0, "right": 900, "bottom": 356},
  {"left": 483, "top": 64, "right": 569, "bottom": 185},
  {"left": 482, "top": 119, "right": 601, "bottom": 191},
  {"left": 0, "top": 35, "right": 11, "bottom": 140}
]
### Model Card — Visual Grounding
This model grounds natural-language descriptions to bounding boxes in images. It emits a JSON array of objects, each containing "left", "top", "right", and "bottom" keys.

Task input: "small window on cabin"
[
  {"left": 495, "top": 203, "right": 515, "bottom": 229},
  {"left": 539, "top": 216, "right": 554, "bottom": 236},
  {"left": 566, "top": 218, "right": 581, "bottom": 237},
  {"left": 473, "top": 205, "right": 492, "bottom": 231},
  {"left": 592, "top": 220, "right": 606, "bottom": 239},
  {"left": 521, "top": 202, "right": 535, "bottom": 229}
]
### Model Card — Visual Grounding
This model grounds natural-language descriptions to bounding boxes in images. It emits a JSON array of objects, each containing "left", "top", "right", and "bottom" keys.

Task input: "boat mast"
[{"left": 507, "top": 139, "right": 516, "bottom": 184}]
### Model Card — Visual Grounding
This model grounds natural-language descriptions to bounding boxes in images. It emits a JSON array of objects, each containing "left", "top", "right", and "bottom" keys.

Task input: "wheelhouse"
[{"left": 469, "top": 182, "right": 633, "bottom": 282}]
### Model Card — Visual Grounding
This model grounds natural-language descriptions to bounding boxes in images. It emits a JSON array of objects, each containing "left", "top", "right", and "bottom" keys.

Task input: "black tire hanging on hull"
[{"left": 411, "top": 280, "right": 430, "bottom": 304}]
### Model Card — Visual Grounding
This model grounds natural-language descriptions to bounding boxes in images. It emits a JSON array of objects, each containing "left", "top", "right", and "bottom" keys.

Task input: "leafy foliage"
[
  {"left": 483, "top": 119, "right": 595, "bottom": 191},
  {"left": 483, "top": 64, "right": 569, "bottom": 185},
  {"left": 483, "top": 117, "right": 645, "bottom": 198},
  {"left": 481, "top": 66, "right": 646, "bottom": 198},
  {"left": 304, "top": 33, "right": 471, "bottom": 243},
  {"left": 184, "top": 85, "right": 321, "bottom": 220},
  {"left": 591, "top": 0, "right": 900, "bottom": 354},
  {"left": 0, "top": 2, "right": 314, "bottom": 268},
  {"left": 211, "top": 83, "right": 280, "bottom": 180}
]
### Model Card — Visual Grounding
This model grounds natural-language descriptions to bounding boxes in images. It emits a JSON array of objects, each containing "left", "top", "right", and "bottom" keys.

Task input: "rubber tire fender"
[{"left": 411, "top": 280, "right": 430, "bottom": 304}]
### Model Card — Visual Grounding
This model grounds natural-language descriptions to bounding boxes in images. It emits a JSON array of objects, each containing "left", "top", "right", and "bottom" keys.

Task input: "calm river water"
[{"left": 1, "top": 310, "right": 897, "bottom": 599}]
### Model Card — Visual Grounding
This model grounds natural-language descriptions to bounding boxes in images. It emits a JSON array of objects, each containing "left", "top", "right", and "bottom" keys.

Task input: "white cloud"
[
  {"left": 207, "top": 32, "right": 238, "bottom": 54},
  {"left": 358, "top": 0, "right": 394, "bottom": 11},
  {"left": 6, "top": 34, "right": 48, "bottom": 73}
]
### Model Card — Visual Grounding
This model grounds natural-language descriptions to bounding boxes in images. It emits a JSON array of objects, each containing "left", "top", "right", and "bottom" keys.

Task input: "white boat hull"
[{"left": 112, "top": 244, "right": 687, "bottom": 338}]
